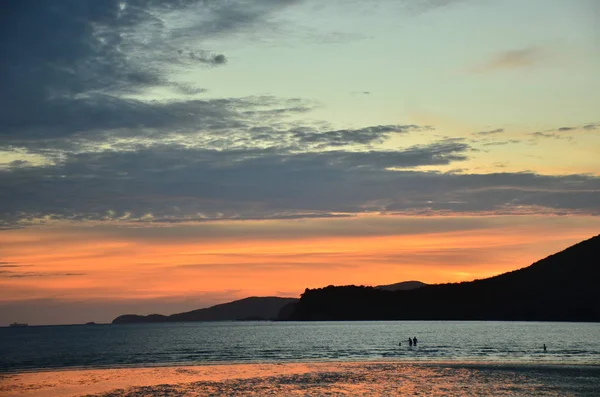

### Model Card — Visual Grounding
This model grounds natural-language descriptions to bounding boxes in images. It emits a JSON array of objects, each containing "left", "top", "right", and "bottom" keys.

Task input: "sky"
[{"left": 1, "top": 0, "right": 599, "bottom": 326}]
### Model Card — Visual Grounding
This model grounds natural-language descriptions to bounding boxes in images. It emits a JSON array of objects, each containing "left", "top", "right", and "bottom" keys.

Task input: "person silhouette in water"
[
  {"left": 413, "top": 337, "right": 418, "bottom": 346},
  {"left": 408, "top": 337, "right": 413, "bottom": 347},
  {"left": 543, "top": 344, "right": 547, "bottom": 352}
]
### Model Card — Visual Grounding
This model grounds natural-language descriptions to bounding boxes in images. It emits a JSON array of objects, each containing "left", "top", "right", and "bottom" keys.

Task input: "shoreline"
[
  {"left": 2, "top": 360, "right": 600, "bottom": 397},
  {"left": 3, "top": 356, "right": 600, "bottom": 375}
]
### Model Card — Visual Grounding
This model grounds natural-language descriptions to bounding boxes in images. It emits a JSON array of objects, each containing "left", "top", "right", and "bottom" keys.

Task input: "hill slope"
[
  {"left": 284, "top": 234, "right": 600, "bottom": 321},
  {"left": 112, "top": 297, "right": 298, "bottom": 324},
  {"left": 376, "top": 281, "right": 428, "bottom": 291}
]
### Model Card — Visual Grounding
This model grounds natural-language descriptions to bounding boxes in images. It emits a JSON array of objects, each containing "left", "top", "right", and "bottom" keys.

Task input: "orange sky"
[{"left": 1, "top": 214, "right": 599, "bottom": 325}]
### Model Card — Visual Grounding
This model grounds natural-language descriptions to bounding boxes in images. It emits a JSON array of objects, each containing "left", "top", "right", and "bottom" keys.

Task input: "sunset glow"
[{"left": 1, "top": 214, "right": 599, "bottom": 324}]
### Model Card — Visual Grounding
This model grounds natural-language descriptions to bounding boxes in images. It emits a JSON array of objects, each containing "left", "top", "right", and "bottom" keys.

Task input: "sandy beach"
[{"left": 2, "top": 361, "right": 599, "bottom": 397}]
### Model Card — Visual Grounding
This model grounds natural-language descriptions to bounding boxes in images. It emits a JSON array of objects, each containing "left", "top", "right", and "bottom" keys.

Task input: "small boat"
[{"left": 9, "top": 322, "right": 28, "bottom": 327}]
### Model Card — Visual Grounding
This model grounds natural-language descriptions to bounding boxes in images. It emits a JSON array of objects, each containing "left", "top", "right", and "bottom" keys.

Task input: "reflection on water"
[
  {"left": 2, "top": 362, "right": 599, "bottom": 397},
  {"left": 2, "top": 321, "right": 600, "bottom": 373}
]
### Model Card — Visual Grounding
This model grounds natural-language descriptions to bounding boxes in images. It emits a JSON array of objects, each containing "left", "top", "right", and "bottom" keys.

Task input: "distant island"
[
  {"left": 281, "top": 234, "right": 600, "bottom": 322},
  {"left": 112, "top": 296, "right": 297, "bottom": 324},
  {"left": 110, "top": 288, "right": 427, "bottom": 325}
]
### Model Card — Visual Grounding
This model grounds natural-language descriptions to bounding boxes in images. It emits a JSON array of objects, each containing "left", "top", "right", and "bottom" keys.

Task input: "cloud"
[
  {"left": 0, "top": 263, "right": 21, "bottom": 268},
  {"left": 481, "top": 139, "right": 520, "bottom": 147},
  {"left": 528, "top": 132, "right": 573, "bottom": 142},
  {"left": 0, "top": 140, "right": 471, "bottom": 225},
  {"left": 473, "top": 128, "right": 504, "bottom": 136},
  {"left": 28, "top": 215, "right": 506, "bottom": 244},
  {"left": 0, "top": 0, "right": 304, "bottom": 146},
  {"left": 400, "top": 0, "right": 471, "bottom": 16},
  {"left": 291, "top": 125, "right": 430, "bottom": 147},
  {"left": 170, "top": 84, "right": 208, "bottom": 95},
  {"left": 470, "top": 47, "right": 540, "bottom": 73},
  {"left": 549, "top": 122, "right": 600, "bottom": 133},
  {"left": 2, "top": 139, "right": 600, "bottom": 227},
  {"left": 185, "top": 50, "right": 228, "bottom": 66},
  {"left": 530, "top": 132, "right": 557, "bottom": 139},
  {"left": 0, "top": 262, "right": 34, "bottom": 269},
  {"left": 0, "top": 270, "right": 85, "bottom": 278},
  {"left": 1, "top": 2, "right": 599, "bottom": 229}
]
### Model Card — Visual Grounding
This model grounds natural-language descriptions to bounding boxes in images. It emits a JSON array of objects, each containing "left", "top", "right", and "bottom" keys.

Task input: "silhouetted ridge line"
[
  {"left": 376, "top": 281, "right": 428, "bottom": 291},
  {"left": 112, "top": 297, "right": 297, "bottom": 324},
  {"left": 281, "top": 234, "right": 600, "bottom": 322}
]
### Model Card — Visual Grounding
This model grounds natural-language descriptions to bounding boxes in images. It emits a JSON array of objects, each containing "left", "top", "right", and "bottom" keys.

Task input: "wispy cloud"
[
  {"left": 470, "top": 47, "right": 541, "bottom": 73},
  {"left": 558, "top": 126, "right": 575, "bottom": 132},
  {"left": 528, "top": 132, "right": 574, "bottom": 144},
  {"left": 554, "top": 122, "right": 600, "bottom": 132},
  {"left": 473, "top": 128, "right": 504, "bottom": 136},
  {"left": 0, "top": 261, "right": 34, "bottom": 268},
  {"left": 481, "top": 139, "right": 520, "bottom": 147},
  {"left": 185, "top": 50, "right": 228, "bottom": 66},
  {"left": 528, "top": 122, "right": 600, "bottom": 139},
  {"left": 0, "top": 270, "right": 85, "bottom": 278}
]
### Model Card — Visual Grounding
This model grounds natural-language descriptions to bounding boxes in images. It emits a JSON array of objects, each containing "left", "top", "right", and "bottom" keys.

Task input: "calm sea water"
[{"left": 1, "top": 321, "right": 599, "bottom": 373}]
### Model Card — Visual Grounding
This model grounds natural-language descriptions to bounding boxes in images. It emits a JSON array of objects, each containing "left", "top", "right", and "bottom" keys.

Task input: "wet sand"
[{"left": 2, "top": 361, "right": 599, "bottom": 397}]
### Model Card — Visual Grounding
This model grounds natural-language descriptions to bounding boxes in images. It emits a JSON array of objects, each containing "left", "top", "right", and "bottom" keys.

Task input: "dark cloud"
[
  {"left": 1, "top": 1, "right": 598, "bottom": 229},
  {"left": 170, "top": 84, "right": 208, "bottom": 95},
  {"left": 185, "top": 50, "right": 228, "bottom": 66},
  {"left": 0, "top": 95, "right": 318, "bottom": 152},
  {"left": 473, "top": 128, "right": 504, "bottom": 136},
  {"left": 0, "top": 0, "right": 302, "bottom": 146},
  {"left": 1, "top": 1, "right": 159, "bottom": 139},
  {"left": 0, "top": 140, "right": 470, "bottom": 224},
  {"left": 583, "top": 123, "right": 599, "bottom": 130},
  {"left": 1, "top": 140, "right": 600, "bottom": 226},
  {"left": 291, "top": 125, "right": 429, "bottom": 147},
  {"left": 558, "top": 127, "right": 575, "bottom": 132}
]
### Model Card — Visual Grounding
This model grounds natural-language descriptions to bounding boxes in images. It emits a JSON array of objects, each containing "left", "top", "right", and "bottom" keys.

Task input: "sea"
[{"left": 1, "top": 321, "right": 599, "bottom": 373}]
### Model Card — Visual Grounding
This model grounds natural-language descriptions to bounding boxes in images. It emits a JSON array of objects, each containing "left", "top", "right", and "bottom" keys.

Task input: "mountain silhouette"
[
  {"left": 282, "top": 234, "right": 600, "bottom": 321},
  {"left": 376, "top": 280, "right": 428, "bottom": 291},
  {"left": 112, "top": 296, "right": 298, "bottom": 324}
]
